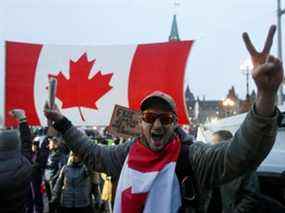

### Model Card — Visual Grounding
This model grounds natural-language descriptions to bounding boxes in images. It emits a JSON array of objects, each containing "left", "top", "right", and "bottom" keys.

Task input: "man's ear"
[
  {"left": 137, "top": 113, "right": 143, "bottom": 126},
  {"left": 137, "top": 115, "right": 145, "bottom": 137},
  {"left": 172, "top": 116, "right": 178, "bottom": 127}
]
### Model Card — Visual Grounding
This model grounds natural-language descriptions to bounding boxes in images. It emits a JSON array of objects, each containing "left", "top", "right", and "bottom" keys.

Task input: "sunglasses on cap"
[{"left": 142, "top": 111, "right": 176, "bottom": 125}]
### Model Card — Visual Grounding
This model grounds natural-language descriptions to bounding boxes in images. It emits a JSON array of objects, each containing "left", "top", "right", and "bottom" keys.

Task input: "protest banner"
[{"left": 109, "top": 105, "right": 140, "bottom": 139}]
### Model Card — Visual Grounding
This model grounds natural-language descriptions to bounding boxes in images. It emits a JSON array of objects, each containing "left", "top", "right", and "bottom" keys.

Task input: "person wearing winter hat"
[
  {"left": 0, "top": 109, "right": 33, "bottom": 213},
  {"left": 51, "top": 152, "right": 93, "bottom": 213}
]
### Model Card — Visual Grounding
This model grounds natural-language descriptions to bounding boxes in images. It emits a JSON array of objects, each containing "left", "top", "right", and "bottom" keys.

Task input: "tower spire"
[{"left": 169, "top": 14, "right": 180, "bottom": 41}]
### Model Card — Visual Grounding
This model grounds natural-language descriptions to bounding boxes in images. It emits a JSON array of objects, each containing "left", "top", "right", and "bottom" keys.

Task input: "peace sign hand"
[{"left": 242, "top": 25, "right": 284, "bottom": 95}]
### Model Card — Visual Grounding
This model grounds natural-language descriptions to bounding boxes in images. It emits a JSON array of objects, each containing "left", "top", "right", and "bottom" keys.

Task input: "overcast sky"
[{"left": 0, "top": 0, "right": 284, "bottom": 119}]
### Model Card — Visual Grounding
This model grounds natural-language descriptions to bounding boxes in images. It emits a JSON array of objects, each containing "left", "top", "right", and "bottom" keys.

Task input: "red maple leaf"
[{"left": 49, "top": 53, "right": 113, "bottom": 121}]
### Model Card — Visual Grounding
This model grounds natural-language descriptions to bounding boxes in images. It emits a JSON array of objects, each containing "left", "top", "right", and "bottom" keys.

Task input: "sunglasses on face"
[{"left": 142, "top": 111, "right": 176, "bottom": 125}]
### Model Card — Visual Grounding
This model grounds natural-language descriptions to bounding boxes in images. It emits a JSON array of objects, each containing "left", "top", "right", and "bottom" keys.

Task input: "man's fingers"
[
  {"left": 266, "top": 55, "right": 283, "bottom": 71},
  {"left": 9, "top": 110, "right": 15, "bottom": 116},
  {"left": 265, "top": 55, "right": 277, "bottom": 63},
  {"left": 253, "top": 63, "right": 275, "bottom": 77},
  {"left": 266, "top": 55, "right": 282, "bottom": 67},
  {"left": 262, "top": 25, "right": 276, "bottom": 54},
  {"left": 242, "top": 32, "right": 258, "bottom": 56}
]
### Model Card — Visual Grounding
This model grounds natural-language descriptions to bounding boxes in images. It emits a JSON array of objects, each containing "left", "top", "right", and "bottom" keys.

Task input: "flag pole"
[
  {"left": 47, "top": 77, "right": 57, "bottom": 136},
  {"left": 3, "top": 42, "right": 7, "bottom": 128},
  {"left": 277, "top": 0, "right": 285, "bottom": 105}
]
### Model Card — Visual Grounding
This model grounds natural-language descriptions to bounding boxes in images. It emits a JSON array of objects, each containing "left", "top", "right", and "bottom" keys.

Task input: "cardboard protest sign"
[{"left": 109, "top": 105, "right": 140, "bottom": 139}]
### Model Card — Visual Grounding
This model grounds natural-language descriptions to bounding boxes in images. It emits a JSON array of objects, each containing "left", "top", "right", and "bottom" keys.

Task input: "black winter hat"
[{"left": 0, "top": 130, "right": 20, "bottom": 152}]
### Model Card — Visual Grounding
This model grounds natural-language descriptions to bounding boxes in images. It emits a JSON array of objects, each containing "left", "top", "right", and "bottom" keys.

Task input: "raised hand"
[
  {"left": 44, "top": 102, "right": 64, "bottom": 122},
  {"left": 242, "top": 25, "right": 284, "bottom": 96},
  {"left": 9, "top": 109, "right": 26, "bottom": 122}
]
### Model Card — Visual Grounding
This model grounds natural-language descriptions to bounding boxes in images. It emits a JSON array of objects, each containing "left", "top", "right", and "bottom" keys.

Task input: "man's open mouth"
[{"left": 151, "top": 132, "right": 163, "bottom": 142}]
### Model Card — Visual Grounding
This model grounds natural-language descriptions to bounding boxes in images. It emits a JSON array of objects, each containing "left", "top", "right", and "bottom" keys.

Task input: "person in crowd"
[
  {"left": 212, "top": 131, "right": 285, "bottom": 213},
  {"left": 211, "top": 130, "right": 234, "bottom": 145},
  {"left": 44, "top": 136, "right": 67, "bottom": 212},
  {"left": 100, "top": 173, "right": 113, "bottom": 212},
  {"left": 44, "top": 25, "right": 283, "bottom": 212},
  {"left": 90, "top": 171, "right": 104, "bottom": 211},
  {"left": 208, "top": 130, "right": 260, "bottom": 213},
  {"left": 51, "top": 151, "right": 93, "bottom": 213},
  {"left": 0, "top": 109, "right": 32, "bottom": 213},
  {"left": 113, "top": 137, "right": 121, "bottom": 145},
  {"left": 26, "top": 138, "right": 45, "bottom": 213},
  {"left": 37, "top": 133, "right": 50, "bottom": 176}
]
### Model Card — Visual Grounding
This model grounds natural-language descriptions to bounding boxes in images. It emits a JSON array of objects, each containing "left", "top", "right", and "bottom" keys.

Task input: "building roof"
[
  {"left": 198, "top": 100, "right": 220, "bottom": 109},
  {"left": 169, "top": 14, "right": 180, "bottom": 41}
]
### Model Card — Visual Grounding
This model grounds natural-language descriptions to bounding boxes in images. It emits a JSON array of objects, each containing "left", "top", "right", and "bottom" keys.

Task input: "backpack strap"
[
  {"left": 277, "top": 110, "right": 285, "bottom": 127},
  {"left": 175, "top": 127, "right": 198, "bottom": 209},
  {"left": 176, "top": 143, "right": 193, "bottom": 178},
  {"left": 175, "top": 126, "right": 194, "bottom": 179}
]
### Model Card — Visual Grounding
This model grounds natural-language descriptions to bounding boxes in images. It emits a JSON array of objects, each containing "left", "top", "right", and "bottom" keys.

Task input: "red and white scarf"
[{"left": 114, "top": 137, "right": 181, "bottom": 213}]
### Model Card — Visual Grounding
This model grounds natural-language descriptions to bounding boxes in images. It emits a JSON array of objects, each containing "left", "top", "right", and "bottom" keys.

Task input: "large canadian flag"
[{"left": 5, "top": 41, "right": 193, "bottom": 127}]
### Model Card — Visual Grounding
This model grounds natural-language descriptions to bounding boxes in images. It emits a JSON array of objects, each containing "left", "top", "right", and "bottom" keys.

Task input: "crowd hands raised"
[{"left": 0, "top": 25, "right": 284, "bottom": 213}]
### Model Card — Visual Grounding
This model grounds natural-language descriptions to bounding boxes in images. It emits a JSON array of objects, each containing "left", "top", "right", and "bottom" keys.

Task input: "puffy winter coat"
[
  {"left": 53, "top": 162, "right": 92, "bottom": 208},
  {"left": 0, "top": 123, "right": 32, "bottom": 213}
]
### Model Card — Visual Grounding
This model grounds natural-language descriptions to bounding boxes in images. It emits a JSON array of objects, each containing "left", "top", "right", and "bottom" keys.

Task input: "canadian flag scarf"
[{"left": 114, "top": 137, "right": 182, "bottom": 213}]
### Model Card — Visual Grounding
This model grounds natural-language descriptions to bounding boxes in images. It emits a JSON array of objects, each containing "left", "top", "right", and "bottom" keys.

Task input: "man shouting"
[{"left": 44, "top": 25, "right": 283, "bottom": 212}]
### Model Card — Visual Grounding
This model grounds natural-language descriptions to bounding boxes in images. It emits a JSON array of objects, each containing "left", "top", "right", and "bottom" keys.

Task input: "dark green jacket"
[
  {"left": 222, "top": 172, "right": 259, "bottom": 213},
  {"left": 207, "top": 171, "right": 259, "bottom": 213},
  {"left": 54, "top": 107, "right": 279, "bottom": 212}
]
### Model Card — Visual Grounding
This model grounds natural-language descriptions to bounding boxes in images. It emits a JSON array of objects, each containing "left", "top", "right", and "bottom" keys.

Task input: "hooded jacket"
[{"left": 0, "top": 123, "right": 32, "bottom": 213}]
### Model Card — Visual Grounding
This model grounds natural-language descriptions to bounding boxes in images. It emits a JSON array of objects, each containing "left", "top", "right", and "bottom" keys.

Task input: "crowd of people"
[
  {"left": 2, "top": 109, "right": 121, "bottom": 213},
  {"left": 0, "top": 25, "right": 285, "bottom": 213}
]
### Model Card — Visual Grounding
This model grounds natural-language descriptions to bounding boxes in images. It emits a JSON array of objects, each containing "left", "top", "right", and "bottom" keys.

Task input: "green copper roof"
[{"left": 169, "top": 14, "right": 180, "bottom": 41}]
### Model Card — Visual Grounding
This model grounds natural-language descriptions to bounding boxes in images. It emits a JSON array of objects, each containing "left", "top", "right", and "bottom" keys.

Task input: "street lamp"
[
  {"left": 277, "top": 0, "right": 285, "bottom": 105},
  {"left": 222, "top": 98, "right": 235, "bottom": 117},
  {"left": 240, "top": 59, "right": 253, "bottom": 100}
]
